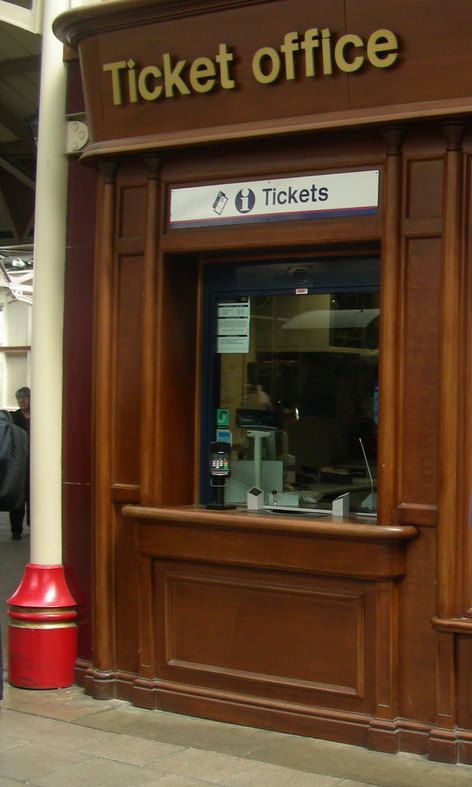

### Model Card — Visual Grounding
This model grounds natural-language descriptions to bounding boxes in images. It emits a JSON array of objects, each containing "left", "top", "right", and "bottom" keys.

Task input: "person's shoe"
[{"left": 11, "top": 534, "right": 21, "bottom": 540}]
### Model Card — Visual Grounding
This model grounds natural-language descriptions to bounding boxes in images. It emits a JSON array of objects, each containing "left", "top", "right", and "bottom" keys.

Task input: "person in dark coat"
[{"left": 9, "top": 386, "right": 30, "bottom": 540}]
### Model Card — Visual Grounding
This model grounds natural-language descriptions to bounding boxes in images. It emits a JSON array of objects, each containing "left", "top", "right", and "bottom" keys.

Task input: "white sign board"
[
  {"left": 217, "top": 301, "right": 250, "bottom": 354},
  {"left": 170, "top": 170, "right": 379, "bottom": 229}
]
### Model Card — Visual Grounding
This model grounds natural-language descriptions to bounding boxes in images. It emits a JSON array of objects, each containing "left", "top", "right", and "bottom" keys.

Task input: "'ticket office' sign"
[
  {"left": 103, "top": 28, "right": 398, "bottom": 107},
  {"left": 169, "top": 170, "right": 379, "bottom": 229}
]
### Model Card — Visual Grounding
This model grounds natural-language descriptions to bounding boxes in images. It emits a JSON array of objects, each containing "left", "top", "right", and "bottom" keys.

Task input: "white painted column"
[{"left": 30, "top": 0, "right": 71, "bottom": 565}]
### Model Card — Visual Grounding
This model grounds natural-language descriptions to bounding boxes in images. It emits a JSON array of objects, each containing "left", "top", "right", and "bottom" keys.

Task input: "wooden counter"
[{"left": 117, "top": 504, "right": 417, "bottom": 751}]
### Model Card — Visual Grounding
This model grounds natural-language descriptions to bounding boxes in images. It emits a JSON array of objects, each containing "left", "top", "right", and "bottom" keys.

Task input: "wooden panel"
[
  {"left": 62, "top": 480, "right": 92, "bottom": 660},
  {"left": 63, "top": 160, "right": 97, "bottom": 483},
  {"left": 435, "top": 632, "right": 456, "bottom": 729},
  {"left": 374, "top": 582, "right": 398, "bottom": 718},
  {"left": 437, "top": 123, "right": 464, "bottom": 620},
  {"left": 113, "top": 254, "right": 144, "bottom": 486},
  {"left": 398, "top": 237, "right": 440, "bottom": 510},
  {"left": 136, "top": 518, "right": 412, "bottom": 580},
  {"left": 155, "top": 560, "right": 374, "bottom": 711},
  {"left": 405, "top": 159, "right": 443, "bottom": 219},
  {"left": 398, "top": 526, "right": 437, "bottom": 724},
  {"left": 113, "top": 507, "right": 139, "bottom": 673},
  {"left": 92, "top": 166, "right": 117, "bottom": 672},
  {"left": 463, "top": 154, "right": 472, "bottom": 615},
  {"left": 155, "top": 256, "right": 198, "bottom": 505},
  {"left": 138, "top": 556, "right": 155, "bottom": 678},
  {"left": 118, "top": 185, "right": 147, "bottom": 239},
  {"left": 456, "top": 635, "right": 472, "bottom": 730}
]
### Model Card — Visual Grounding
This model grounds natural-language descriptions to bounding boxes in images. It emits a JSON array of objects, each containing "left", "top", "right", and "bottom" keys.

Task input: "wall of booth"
[{"left": 55, "top": 0, "right": 472, "bottom": 763}]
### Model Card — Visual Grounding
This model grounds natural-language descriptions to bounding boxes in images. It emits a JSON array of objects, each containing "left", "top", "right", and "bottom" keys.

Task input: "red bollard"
[{"left": 8, "top": 563, "right": 77, "bottom": 689}]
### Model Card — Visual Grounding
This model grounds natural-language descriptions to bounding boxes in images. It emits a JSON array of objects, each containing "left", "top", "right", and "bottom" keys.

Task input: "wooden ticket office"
[{"left": 55, "top": 0, "right": 472, "bottom": 763}]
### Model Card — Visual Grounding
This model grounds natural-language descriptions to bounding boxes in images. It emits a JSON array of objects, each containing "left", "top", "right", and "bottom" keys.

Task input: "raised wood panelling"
[
  {"left": 377, "top": 127, "right": 403, "bottom": 527},
  {"left": 138, "top": 555, "right": 155, "bottom": 679},
  {"left": 113, "top": 507, "right": 140, "bottom": 674},
  {"left": 394, "top": 144, "right": 444, "bottom": 529},
  {"left": 140, "top": 157, "right": 161, "bottom": 504},
  {"left": 456, "top": 635, "right": 472, "bottom": 732},
  {"left": 112, "top": 253, "right": 144, "bottom": 486},
  {"left": 405, "top": 158, "right": 444, "bottom": 220},
  {"left": 157, "top": 563, "right": 370, "bottom": 708},
  {"left": 398, "top": 526, "right": 437, "bottom": 725},
  {"left": 154, "top": 257, "right": 198, "bottom": 506},
  {"left": 129, "top": 507, "right": 415, "bottom": 581},
  {"left": 160, "top": 217, "right": 382, "bottom": 254},
  {"left": 374, "top": 582, "right": 398, "bottom": 718},
  {"left": 367, "top": 582, "right": 399, "bottom": 752},
  {"left": 437, "top": 124, "right": 465, "bottom": 621},
  {"left": 462, "top": 149, "right": 472, "bottom": 617},
  {"left": 90, "top": 163, "right": 117, "bottom": 677},
  {"left": 397, "top": 236, "right": 441, "bottom": 513},
  {"left": 429, "top": 632, "right": 457, "bottom": 762}
]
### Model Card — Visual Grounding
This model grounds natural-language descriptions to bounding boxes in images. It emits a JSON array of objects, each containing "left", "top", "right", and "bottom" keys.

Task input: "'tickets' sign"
[
  {"left": 103, "top": 28, "right": 399, "bottom": 107},
  {"left": 169, "top": 170, "right": 379, "bottom": 229}
]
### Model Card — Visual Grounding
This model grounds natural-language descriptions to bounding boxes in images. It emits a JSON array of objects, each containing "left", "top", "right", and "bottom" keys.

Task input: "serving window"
[{"left": 201, "top": 256, "right": 379, "bottom": 516}]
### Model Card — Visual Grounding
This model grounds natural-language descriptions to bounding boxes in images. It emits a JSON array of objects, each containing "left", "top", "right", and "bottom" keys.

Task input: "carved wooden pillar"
[
  {"left": 429, "top": 122, "right": 465, "bottom": 762},
  {"left": 88, "top": 160, "right": 118, "bottom": 690},
  {"left": 140, "top": 156, "right": 162, "bottom": 505},
  {"left": 368, "top": 580, "right": 399, "bottom": 752},
  {"left": 437, "top": 122, "right": 465, "bottom": 621},
  {"left": 378, "top": 126, "right": 404, "bottom": 526}
]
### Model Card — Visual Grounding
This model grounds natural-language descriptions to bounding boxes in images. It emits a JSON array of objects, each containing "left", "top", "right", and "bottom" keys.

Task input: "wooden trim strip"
[
  {"left": 437, "top": 123, "right": 465, "bottom": 619},
  {"left": 92, "top": 162, "right": 118, "bottom": 671},
  {"left": 432, "top": 616, "right": 472, "bottom": 634},
  {"left": 122, "top": 504, "right": 417, "bottom": 541},
  {"left": 377, "top": 127, "right": 404, "bottom": 526},
  {"left": 76, "top": 99, "right": 472, "bottom": 163},
  {"left": 140, "top": 157, "right": 161, "bottom": 504}
]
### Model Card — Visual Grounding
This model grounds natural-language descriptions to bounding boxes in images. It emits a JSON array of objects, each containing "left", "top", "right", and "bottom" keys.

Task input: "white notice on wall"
[{"left": 217, "top": 301, "right": 250, "bottom": 353}]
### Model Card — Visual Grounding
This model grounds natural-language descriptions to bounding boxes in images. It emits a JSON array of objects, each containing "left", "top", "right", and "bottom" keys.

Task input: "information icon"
[{"left": 235, "top": 188, "right": 255, "bottom": 214}]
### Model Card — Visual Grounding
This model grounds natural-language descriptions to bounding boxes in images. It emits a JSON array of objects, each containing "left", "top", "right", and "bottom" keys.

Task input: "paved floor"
[{"left": 1, "top": 513, "right": 472, "bottom": 786}]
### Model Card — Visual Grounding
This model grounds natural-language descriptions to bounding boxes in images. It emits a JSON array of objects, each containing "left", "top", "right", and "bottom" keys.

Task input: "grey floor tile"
[
  {"left": 0, "top": 778, "right": 31, "bottom": 787},
  {"left": 2, "top": 683, "right": 121, "bottom": 721},
  {"left": 246, "top": 734, "right": 472, "bottom": 787},
  {"left": 222, "top": 759, "right": 342, "bottom": 786},
  {"left": 148, "top": 778, "right": 222, "bottom": 787},
  {"left": 78, "top": 704, "right": 289, "bottom": 755},
  {"left": 0, "top": 731, "right": 24, "bottom": 753},
  {"left": 336, "top": 782, "right": 371, "bottom": 787},
  {"left": 74, "top": 733, "right": 185, "bottom": 766},
  {"left": 0, "top": 708, "right": 70, "bottom": 743},
  {"left": 31, "top": 757, "right": 166, "bottom": 787},
  {"left": 0, "top": 741, "right": 89, "bottom": 781},
  {"left": 149, "top": 746, "right": 337, "bottom": 785},
  {"left": 246, "top": 735, "right": 373, "bottom": 780}
]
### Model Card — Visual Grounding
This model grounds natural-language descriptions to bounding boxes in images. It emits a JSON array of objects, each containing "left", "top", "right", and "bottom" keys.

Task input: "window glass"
[{"left": 212, "top": 285, "right": 379, "bottom": 515}]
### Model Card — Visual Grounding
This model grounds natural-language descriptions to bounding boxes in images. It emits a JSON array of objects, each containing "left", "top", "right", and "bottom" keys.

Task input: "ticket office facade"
[{"left": 55, "top": 0, "right": 472, "bottom": 763}]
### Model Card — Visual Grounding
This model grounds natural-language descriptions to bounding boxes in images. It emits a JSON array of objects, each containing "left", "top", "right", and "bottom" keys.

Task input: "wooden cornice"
[{"left": 53, "top": 0, "right": 270, "bottom": 47}]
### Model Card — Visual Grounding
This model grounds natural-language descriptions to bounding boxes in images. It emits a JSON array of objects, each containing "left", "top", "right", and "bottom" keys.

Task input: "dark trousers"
[
  {"left": 9, "top": 479, "right": 30, "bottom": 537},
  {"left": 9, "top": 503, "right": 27, "bottom": 537}
]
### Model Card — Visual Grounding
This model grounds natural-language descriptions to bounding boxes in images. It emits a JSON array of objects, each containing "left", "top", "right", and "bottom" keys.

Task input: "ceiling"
[{"left": 0, "top": 18, "right": 41, "bottom": 254}]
